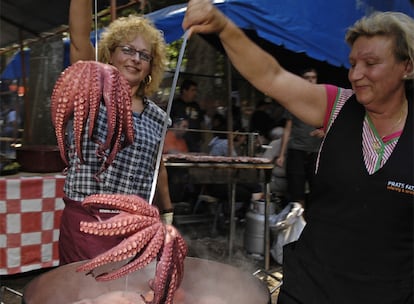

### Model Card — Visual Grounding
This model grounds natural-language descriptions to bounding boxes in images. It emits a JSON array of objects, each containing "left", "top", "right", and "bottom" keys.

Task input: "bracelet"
[{"left": 161, "top": 208, "right": 174, "bottom": 214}]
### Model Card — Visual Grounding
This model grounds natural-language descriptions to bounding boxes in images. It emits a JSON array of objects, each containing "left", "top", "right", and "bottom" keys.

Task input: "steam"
[{"left": 179, "top": 224, "right": 262, "bottom": 273}]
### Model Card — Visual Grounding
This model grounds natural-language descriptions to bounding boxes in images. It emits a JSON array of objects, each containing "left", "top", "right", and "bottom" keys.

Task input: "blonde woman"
[{"left": 59, "top": 0, "right": 174, "bottom": 265}]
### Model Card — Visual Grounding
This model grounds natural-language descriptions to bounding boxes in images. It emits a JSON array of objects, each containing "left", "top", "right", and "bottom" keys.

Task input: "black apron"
[{"left": 278, "top": 96, "right": 414, "bottom": 304}]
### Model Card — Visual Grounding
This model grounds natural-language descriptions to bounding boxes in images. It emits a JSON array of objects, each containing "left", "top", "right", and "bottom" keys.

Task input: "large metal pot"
[{"left": 23, "top": 257, "right": 270, "bottom": 304}]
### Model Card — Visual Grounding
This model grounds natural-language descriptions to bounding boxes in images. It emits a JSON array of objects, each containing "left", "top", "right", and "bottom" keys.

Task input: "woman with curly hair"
[{"left": 58, "top": 0, "right": 174, "bottom": 264}]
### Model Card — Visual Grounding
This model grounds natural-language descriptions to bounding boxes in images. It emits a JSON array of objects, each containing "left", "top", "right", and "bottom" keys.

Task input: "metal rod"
[
  {"left": 264, "top": 180, "right": 271, "bottom": 270},
  {"left": 228, "top": 181, "right": 236, "bottom": 261},
  {"left": 226, "top": 58, "right": 234, "bottom": 157},
  {"left": 148, "top": 30, "right": 189, "bottom": 205},
  {"left": 168, "top": 127, "right": 258, "bottom": 136},
  {"left": 94, "top": 0, "right": 99, "bottom": 61},
  {"left": 1, "top": 286, "right": 23, "bottom": 298},
  {"left": 247, "top": 132, "right": 256, "bottom": 156}
]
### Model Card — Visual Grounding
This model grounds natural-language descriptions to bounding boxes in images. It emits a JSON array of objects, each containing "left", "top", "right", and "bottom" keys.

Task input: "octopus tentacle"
[
  {"left": 93, "top": 65, "right": 130, "bottom": 177},
  {"left": 50, "top": 60, "right": 134, "bottom": 171},
  {"left": 77, "top": 223, "right": 163, "bottom": 273},
  {"left": 101, "top": 64, "right": 120, "bottom": 153},
  {"left": 87, "top": 62, "right": 104, "bottom": 139},
  {"left": 102, "top": 70, "right": 134, "bottom": 169},
  {"left": 173, "top": 235, "right": 187, "bottom": 287},
  {"left": 82, "top": 194, "right": 160, "bottom": 218},
  {"left": 148, "top": 227, "right": 178, "bottom": 304},
  {"left": 76, "top": 194, "right": 187, "bottom": 304},
  {"left": 94, "top": 224, "right": 166, "bottom": 281},
  {"left": 51, "top": 62, "right": 88, "bottom": 164},
  {"left": 118, "top": 74, "right": 134, "bottom": 147},
  {"left": 72, "top": 64, "right": 92, "bottom": 163},
  {"left": 80, "top": 213, "right": 159, "bottom": 237},
  {"left": 103, "top": 97, "right": 124, "bottom": 171}
]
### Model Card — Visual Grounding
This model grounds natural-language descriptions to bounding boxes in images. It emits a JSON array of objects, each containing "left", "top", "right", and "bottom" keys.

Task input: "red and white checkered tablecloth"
[{"left": 0, "top": 174, "right": 65, "bottom": 275}]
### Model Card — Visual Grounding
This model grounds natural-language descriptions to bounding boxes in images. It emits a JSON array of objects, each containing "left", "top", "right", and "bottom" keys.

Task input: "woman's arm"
[
  {"left": 153, "top": 160, "right": 174, "bottom": 223},
  {"left": 276, "top": 119, "right": 292, "bottom": 168},
  {"left": 183, "top": 0, "right": 327, "bottom": 128},
  {"left": 69, "top": 0, "right": 96, "bottom": 63}
]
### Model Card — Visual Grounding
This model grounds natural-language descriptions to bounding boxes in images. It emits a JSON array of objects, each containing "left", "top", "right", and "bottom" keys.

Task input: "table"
[
  {"left": 0, "top": 173, "right": 65, "bottom": 275},
  {"left": 163, "top": 155, "right": 274, "bottom": 270}
]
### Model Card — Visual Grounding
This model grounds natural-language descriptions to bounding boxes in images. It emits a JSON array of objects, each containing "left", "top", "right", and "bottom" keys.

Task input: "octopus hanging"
[
  {"left": 76, "top": 193, "right": 188, "bottom": 304},
  {"left": 50, "top": 60, "right": 134, "bottom": 175}
]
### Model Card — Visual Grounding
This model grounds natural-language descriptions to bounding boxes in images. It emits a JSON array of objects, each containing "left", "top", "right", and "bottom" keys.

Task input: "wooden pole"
[
  {"left": 110, "top": 0, "right": 117, "bottom": 21},
  {"left": 19, "top": 29, "right": 31, "bottom": 144}
]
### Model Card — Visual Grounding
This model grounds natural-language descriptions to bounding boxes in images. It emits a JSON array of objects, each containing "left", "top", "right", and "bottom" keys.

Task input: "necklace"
[
  {"left": 370, "top": 100, "right": 407, "bottom": 153},
  {"left": 380, "top": 101, "right": 406, "bottom": 140}
]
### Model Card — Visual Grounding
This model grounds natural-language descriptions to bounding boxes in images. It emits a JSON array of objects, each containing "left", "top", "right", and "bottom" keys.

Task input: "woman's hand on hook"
[{"left": 182, "top": 0, "right": 229, "bottom": 37}]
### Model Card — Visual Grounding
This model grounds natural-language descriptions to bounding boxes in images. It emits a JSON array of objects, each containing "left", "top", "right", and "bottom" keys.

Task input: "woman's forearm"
[
  {"left": 69, "top": 0, "right": 95, "bottom": 63},
  {"left": 218, "top": 20, "right": 283, "bottom": 96}
]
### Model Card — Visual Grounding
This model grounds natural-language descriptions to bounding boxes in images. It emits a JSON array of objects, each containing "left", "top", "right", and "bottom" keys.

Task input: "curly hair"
[
  {"left": 98, "top": 15, "right": 167, "bottom": 96},
  {"left": 346, "top": 11, "right": 414, "bottom": 79}
]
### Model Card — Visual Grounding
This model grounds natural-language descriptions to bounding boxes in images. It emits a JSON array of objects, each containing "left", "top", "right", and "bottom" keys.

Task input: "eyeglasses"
[{"left": 116, "top": 45, "right": 153, "bottom": 62}]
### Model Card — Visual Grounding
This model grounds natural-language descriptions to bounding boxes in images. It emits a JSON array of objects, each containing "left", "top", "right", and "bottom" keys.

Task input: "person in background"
[
  {"left": 208, "top": 112, "right": 248, "bottom": 156},
  {"left": 171, "top": 79, "right": 205, "bottom": 152},
  {"left": 261, "top": 126, "right": 288, "bottom": 200},
  {"left": 163, "top": 116, "right": 195, "bottom": 204},
  {"left": 276, "top": 68, "right": 324, "bottom": 208},
  {"left": 163, "top": 116, "right": 189, "bottom": 154},
  {"left": 183, "top": 1, "right": 414, "bottom": 302},
  {"left": 249, "top": 98, "right": 282, "bottom": 144},
  {"left": 208, "top": 113, "right": 235, "bottom": 156},
  {"left": 208, "top": 113, "right": 262, "bottom": 219},
  {"left": 59, "top": 0, "right": 174, "bottom": 265}
]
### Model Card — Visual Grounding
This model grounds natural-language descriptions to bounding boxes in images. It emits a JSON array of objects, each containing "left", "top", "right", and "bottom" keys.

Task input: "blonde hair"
[
  {"left": 98, "top": 15, "right": 167, "bottom": 96},
  {"left": 346, "top": 11, "right": 414, "bottom": 79}
]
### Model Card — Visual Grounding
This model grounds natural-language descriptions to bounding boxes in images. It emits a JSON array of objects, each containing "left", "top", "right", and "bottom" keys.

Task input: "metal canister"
[{"left": 244, "top": 200, "right": 276, "bottom": 255}]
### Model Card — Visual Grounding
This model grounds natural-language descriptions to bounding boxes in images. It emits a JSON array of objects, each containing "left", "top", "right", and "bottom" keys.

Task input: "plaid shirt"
[{"left": 64, "top": 98, "right": 167, "bottom": 202}]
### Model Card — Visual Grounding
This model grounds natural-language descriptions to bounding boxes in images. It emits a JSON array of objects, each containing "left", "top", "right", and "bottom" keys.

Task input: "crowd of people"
[{"left": 164, "top": 71, "right": 324, "bottom": 211}]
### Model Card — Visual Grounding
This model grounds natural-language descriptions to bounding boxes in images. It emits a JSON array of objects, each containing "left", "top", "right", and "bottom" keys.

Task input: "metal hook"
[{"left": 148, "top": 30, "right": 190, "bottom": 205}]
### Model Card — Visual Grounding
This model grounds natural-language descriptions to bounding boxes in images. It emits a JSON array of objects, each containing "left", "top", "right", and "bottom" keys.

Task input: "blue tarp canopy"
[
  {"left": 148, "top": 0, "right": 414, "bottom": 67},
  {"left": 1, "top": 49, "right": 31, "bottom": 80},
  {"left": 2, "top": 0, "right": 414, "bottom": 79}
]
